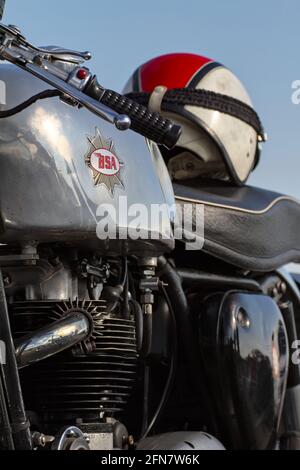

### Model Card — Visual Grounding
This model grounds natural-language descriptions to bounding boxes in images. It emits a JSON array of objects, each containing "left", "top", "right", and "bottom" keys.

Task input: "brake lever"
[
  {"left": 0, "top": 23, "right": 91, "bottom": 62},
  {"left": 0, "top": 23, "right": 131, "bottom": 130}
]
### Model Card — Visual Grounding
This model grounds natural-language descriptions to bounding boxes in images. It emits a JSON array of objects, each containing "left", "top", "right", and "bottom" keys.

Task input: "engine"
[
  {"left": 5, "top": 238, "right": 289, "bottom": 451},
  {"left": 2, "top": 245, "right": 142, "bottom": 449},
  {"left": 11, "top": 300, "right": 137, "bottom": 420}
]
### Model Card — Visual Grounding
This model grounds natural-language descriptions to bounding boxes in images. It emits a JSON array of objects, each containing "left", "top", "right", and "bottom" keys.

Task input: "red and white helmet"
[{"left": 124, "top": 53, "right": 266, "bottom": 185}]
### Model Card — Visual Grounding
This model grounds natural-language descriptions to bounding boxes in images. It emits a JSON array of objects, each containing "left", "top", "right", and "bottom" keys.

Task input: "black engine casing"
[{"left": 200, "top": 291, "right": 289, "bottom": 450}]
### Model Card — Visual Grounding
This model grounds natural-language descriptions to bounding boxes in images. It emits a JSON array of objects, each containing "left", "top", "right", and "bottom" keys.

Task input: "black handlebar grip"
[
  {"left": 101, "top": 90, "right": 181, "bottom": 149},
  {"left": 84, "top": 77, "right": 181, "bottom": 149}
]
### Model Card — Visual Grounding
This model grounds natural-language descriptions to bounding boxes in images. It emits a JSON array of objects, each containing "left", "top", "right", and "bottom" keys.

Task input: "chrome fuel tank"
[{"left": 0, "top": 64, "right": 175, "bottom": 255}]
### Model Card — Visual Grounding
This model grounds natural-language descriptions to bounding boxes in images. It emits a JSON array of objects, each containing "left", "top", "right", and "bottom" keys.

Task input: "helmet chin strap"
[
  {"left": 148, "top": 86, "right": 168, "bottom": 113},
  {"left": 127, "top": 88, "right": 266, "bottom": 143}
]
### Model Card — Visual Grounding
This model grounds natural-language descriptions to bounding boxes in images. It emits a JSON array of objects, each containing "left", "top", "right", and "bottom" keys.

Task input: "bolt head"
[{"left": 115, "top": 115, "right": 131, "bottom": 131}]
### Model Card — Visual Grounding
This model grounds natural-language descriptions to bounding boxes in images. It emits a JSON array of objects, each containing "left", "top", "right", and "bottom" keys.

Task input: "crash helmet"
[{"left": 124, "top": 53, "right": 266, "bottom": 185}]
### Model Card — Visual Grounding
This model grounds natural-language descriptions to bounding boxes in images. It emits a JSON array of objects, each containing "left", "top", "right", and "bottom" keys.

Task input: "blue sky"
[{"left": 3, "top": 0, "right": 300, "bottom": 197}]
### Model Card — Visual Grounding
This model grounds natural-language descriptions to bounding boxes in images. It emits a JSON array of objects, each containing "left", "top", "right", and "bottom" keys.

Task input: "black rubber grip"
[
  {"left": 102, "top": 89, "right": 181, "bottom": 149},
  {"left": 84, "top": 77, "right": 181, "bottom": 148}
]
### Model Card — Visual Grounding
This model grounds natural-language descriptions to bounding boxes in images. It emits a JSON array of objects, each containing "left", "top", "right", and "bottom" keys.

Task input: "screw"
[
  {"left": 115, "top": 115, "right": 131, "bottom": 131},
  {"left": 32, "top": 432, "right": 54, "bottom": 448},
  {"left": 33, "top": 55, "right": 43, "bottom": 66}
]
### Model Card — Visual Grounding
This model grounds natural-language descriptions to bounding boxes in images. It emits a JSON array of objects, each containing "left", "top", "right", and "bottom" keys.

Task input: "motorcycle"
[{"left": 0, "top": 2, "right": 299, "bottom": 451}]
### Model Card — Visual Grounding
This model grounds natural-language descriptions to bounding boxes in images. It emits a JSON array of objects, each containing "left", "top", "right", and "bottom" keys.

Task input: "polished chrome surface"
[
  {"left": 115, "top": 114, "right": 132, "bottom": 131},
  {"left": 34, "top": 47, "right": 91, "bottom": 63},
  {"left": 0, "top": 64, "right": 174, "bottom": 254},
  {"left": 15, "top": 311, "right": 90, "bottom": 369},
  {"left": 1, "top": 52, "right": 128, "bottom": 128},
  {"left": 23, "top": 63, "right": 126, "bottom": 128}
]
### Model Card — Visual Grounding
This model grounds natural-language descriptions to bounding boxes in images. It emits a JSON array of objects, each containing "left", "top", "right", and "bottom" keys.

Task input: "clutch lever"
[
  {"left": 18, "top": 61, "right": 131, "bottom": 130},
  {"left": 0, "top": 23, "right": 91, "bottom": 63},
  {"left": 0, "top": 23, "right": 181, "bottom": 147},
  {"left": 0, "top": 23, "right": 131, "bottom": 130}
]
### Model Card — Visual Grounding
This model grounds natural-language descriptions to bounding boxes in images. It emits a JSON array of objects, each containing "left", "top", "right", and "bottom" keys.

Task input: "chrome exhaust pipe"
[{"left": 15, "top": 311, "right": 91, "bottom": 369}]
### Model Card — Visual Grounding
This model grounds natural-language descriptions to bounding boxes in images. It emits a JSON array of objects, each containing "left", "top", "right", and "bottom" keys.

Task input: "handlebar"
[
  {"left": 0, "top": 23, "right": 181, "bottom": 149},
  {"left": 84, "top": 77, "right": 181, "bottom": 149}
]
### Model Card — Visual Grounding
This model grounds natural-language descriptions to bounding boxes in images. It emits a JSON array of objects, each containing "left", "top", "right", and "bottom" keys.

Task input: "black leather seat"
[{"left": 174, "top": 179, "right": 300, "bottom": 272}]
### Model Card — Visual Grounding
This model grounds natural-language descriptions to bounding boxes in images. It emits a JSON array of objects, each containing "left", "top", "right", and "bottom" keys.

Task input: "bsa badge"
[{"left": 85, "top": 128, "right": 124, "bottom": 196}]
